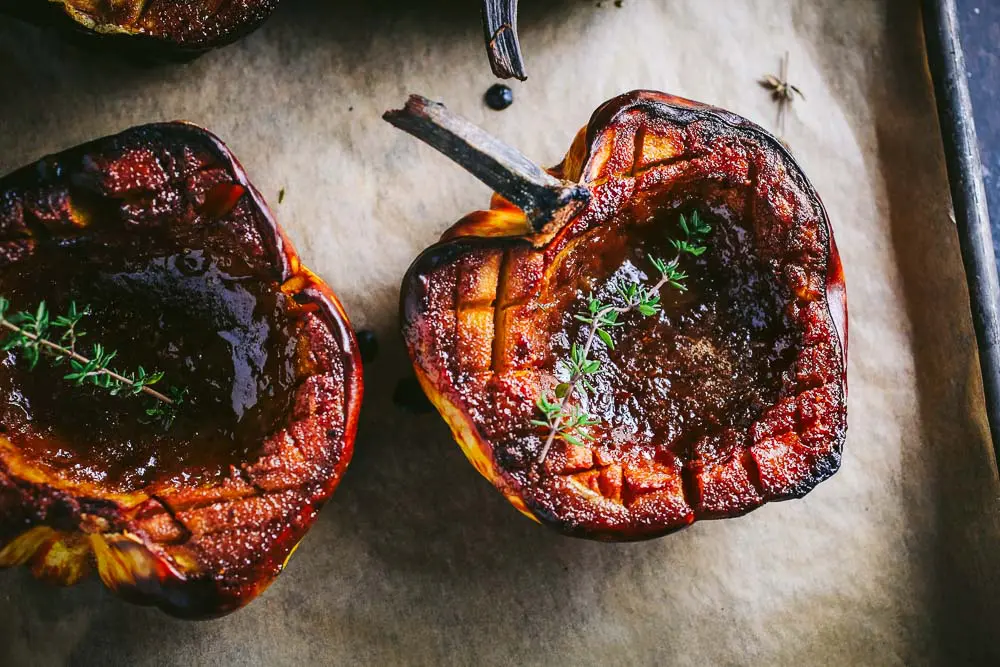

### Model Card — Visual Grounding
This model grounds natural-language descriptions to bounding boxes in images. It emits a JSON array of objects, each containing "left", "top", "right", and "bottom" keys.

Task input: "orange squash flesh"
[{"left": 401, "top": 91, "right": 847, "bottom": 540}]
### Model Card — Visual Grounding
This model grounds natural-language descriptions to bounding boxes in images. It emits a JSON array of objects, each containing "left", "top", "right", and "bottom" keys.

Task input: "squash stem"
[
  {"left": 482, "top": 0, "right": 527, "bottom": 80},
  {"left": 383, "top": 95, "right": 590, "bottom": 231}
]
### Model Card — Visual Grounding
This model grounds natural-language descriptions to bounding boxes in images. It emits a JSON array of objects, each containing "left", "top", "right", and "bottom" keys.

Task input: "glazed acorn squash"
[
  {"left": 0, "top": 123, "right": 362, "bottom": 617},
  {"left": 0, "top": 0, "right": 279, "bottom": 56},
  {"left": 391, "top": 91, "right": 847, "bottom": 540}
]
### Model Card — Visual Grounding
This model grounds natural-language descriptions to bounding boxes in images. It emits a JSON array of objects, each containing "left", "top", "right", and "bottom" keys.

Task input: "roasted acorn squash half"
[
  {"left": 0, "top": 0, "right": 279, "bottom": 57},
  {"left": 0, "top": 122, "right": 362, "bottom": 617},
  {"left": 391, "top": 91, "right": 847, "bottom": 540}
]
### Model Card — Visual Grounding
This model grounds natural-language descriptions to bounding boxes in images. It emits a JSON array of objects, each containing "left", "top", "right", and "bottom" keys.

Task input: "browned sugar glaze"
[
  {"left": 539, "top": 207, "right": 797, "bottom": 463},
  {"left": 0, "top": 131, "right": 305, "bottom": 493},
  {"left": 476, "top": 202, "right": 800, "bottom": 481}
]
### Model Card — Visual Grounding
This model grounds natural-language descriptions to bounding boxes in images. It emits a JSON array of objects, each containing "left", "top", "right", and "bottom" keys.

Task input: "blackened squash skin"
[
  {"left": 0, "top": 123, "right": 362, "bottom": 617},
  {"left": 401, "top": 91, "right": 847, "bottom": 540}
]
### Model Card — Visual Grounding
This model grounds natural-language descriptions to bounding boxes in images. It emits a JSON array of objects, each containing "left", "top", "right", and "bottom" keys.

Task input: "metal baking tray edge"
[{"left": 923, "top": 0, "right": 1000, "bottom": 470}]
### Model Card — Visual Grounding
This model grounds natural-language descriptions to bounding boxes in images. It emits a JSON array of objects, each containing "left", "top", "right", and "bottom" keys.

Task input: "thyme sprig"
[
  {"left": 534, "top": 211, "right": 712, "bottom": 464},
  {"left": 0, "top": 297, "right": 184, "bottom": 428}
]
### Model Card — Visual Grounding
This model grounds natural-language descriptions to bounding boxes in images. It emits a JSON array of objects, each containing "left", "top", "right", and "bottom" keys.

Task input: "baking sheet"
[{"left": 1, "top": 0, "right": 999, "bottom": 664}]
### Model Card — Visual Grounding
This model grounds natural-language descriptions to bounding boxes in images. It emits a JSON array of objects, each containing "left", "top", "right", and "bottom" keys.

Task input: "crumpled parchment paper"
[{"left": 0, "top": 0, "right": 998, "bottom": 664}]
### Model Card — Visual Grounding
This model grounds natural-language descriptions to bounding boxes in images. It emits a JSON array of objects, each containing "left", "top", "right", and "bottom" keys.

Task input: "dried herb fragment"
[{"left": 759, "top": 51, "right": 804, "bottom": 139}]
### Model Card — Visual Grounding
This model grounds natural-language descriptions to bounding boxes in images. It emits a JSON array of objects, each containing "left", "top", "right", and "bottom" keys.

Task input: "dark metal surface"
[
  {"left": 923, "top": 0, "right": 1000, "bottom": 467},
  {"left": 956, "top": 0, "right": 1000, "bottom": 267}
]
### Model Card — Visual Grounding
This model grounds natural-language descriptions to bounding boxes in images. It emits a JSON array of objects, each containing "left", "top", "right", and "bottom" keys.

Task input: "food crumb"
[{"left": 278, "top": 188, "right": 285, "bottom": 204}]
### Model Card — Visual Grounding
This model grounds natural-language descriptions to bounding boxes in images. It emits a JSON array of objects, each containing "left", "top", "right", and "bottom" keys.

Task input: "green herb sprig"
[
  {"left": 0, "top": 298, "right": 185, "bottom": 428},
  {"left": 533, "top": 211, "right": 712, "bottom": 464}
]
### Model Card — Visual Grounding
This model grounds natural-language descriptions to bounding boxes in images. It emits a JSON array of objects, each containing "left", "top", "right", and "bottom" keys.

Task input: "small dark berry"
[
  {"left": 485, "top": 84, "right": 514, "bottom": 111},
  {"left": 393, "top": 377, "right": 434, "bottom": 413},
  {"left": 356, "top": 329, "right": 379, "bottom": 364}
]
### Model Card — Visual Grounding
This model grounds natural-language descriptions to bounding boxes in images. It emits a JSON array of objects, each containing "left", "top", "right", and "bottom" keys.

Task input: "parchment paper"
[{"left": 1, "top": 0, "right": 999, "bottom": 664}]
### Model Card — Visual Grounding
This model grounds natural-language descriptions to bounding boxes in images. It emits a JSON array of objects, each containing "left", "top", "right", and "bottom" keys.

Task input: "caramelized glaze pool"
[
  {"left": 0, "top": 233, "right": 300, "bottom": 492},
  {"left": 545, "top": 207, "right": 800, "bottom": 460}
]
